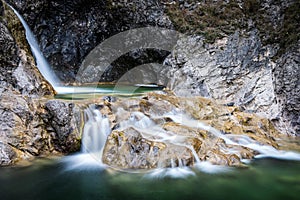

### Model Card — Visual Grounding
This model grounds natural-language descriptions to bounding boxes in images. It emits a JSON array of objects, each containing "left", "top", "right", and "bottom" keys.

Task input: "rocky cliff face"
[
  {"left": 0, "top": 1, "right": 80, "bottom": 166},
  {"left": 161, "top": 31, "right": 299, "bottom": 135},
  {"left": 6, "top": 0, "right": 299, "bottom": 135},
  {"left": 273, "top": 41, "right": 300, "bottom": 135},
  {"left": 0, "top": 0, "right": 299, "bottom": 166},
  {"left": 161, "top": 0, "right": 299, "bottom": 135},
  {"left": 7, "top": 0, "right": 172, "bottom": 82}
]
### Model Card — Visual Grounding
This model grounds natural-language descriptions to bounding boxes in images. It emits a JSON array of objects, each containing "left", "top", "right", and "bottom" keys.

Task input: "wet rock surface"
[
  {"left": 0, "top": 0, "right": 299, "bottom": 168},
  {"left": 6, "top": 0, "right": 299, "bottom": 134},
  {"left": 40, "top": 100, "right": 81, "bottom": 153},
  {"left": 82, "top": 91, "right": 289, "bottom": 169}
]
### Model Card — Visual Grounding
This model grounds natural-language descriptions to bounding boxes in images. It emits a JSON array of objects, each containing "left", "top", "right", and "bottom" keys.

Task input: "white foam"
[
  {"left": 195, "top": 161, "right": 232, "bottom": 174},
  {"left": 81, "top": 105, "right": 111, "bottom": 154},
  {"left": 61, "top": 153, "right": 106, "bottom": 171},
  {"left": 144, "top": 167, "right": 196, "bottom": 179}
]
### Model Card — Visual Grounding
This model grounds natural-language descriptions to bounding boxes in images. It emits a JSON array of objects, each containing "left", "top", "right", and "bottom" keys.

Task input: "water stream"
[
  {"left": 65, "top": 105, "right": 300, "bottom": 178},
  {"left": 3, "top": 4, "right": 300, "bottom": 199}
]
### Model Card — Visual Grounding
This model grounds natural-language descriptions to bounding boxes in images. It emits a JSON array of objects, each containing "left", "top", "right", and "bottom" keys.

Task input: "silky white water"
[
  {"left": 163, "top": 111, "right": 300, "bottom": 161},
  {"left": 10, "top": 4, "right": 299, "bottom": 178},
  {"left": 9, "top": 5, "right": 62, "bottom": 92},
  {"left": 66, "top": 106, "right": 300, "bottom": 176},
  {"left": 63, "top": 105, "right": 111, "bottom": 171},
  {"left": 81, "top": 104, "right": 110, "bottom": 154}
]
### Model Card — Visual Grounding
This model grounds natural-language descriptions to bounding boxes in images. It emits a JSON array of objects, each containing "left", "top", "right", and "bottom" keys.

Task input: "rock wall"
[
  {"left": 0, "top": 1, "right": 80, "bottom": 166},
  {"left": 161, "top": 32, "right": 286, "bottom": 131},
  {"left": 160, "top": 0, "right": 300, "bottom": 135},
  {"left": 7, "top": 0, "right": 172, "bottom": 82},
  {"left": 1, "top": 0, "right": 299, "bottom": 166},
  {"left": 6, "top": 0, "right": 299, "bottom": 135},
  {"left": 273, "top": 40, "right": 300, "bottom": 135}
]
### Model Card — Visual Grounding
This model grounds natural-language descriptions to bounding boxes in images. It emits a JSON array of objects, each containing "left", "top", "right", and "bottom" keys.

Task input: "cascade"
[
  {"left": 62, "top": 105, "right": 111, "bottom": 170},
  {"left": 81, "top": 105, "right": 111, "bottom": 154},
  {"left": 163, "top": 111, "right": 300, "bottom": 161},
  {"left": 10, "top": 4, "right": 299, "bottom": 173}
]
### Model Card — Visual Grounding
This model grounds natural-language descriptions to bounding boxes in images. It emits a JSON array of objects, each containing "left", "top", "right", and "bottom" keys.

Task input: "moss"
[
  {"left": 164, "top": 0, "right": 246, "bottom": 43},
  {"left": 244, "top": 0, "right": 300, "bottom": 57},
  {"left": 165, "top": 0, "right": 299, "bottom": 56},
  {"left": 277, "top": 1, "right": 300, "bottom": 56}
]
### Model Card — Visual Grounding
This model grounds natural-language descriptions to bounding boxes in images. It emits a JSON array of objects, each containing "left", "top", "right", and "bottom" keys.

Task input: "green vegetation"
[
  {"left": 165, "top": 0, "right": 300, "bottom": 56},
  {"left": 276, "top": 1, "right": 300, "bottom": 56},
  {"left": 164, "top": 0, "right": 245, "bottom": 43}
]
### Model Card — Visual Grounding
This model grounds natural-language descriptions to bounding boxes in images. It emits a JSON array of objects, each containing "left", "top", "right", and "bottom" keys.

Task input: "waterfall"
[
  {"left": 81, "top": 105, "right": 111, "bottom": 154},
  {"left": 63, "top": 106, "right": 300, "bottom": 174},
  {"left": 62, "top": 105, "right": 111, "bottom": 170},
  {"left": 9, "top": 5, "right": 63, "bottom": 92}
]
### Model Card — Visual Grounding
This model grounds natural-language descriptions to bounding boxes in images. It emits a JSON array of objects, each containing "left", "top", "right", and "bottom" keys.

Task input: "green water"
[
  {"left": 0, "top": 158, "right": 299, "bottom": 200},
  {"left": 54, "top": 84, "right": 164, "bottom": 100}
]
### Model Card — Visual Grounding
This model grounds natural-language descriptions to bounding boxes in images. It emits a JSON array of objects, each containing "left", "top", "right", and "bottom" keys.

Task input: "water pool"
[{"left": 1, "top": 157, "right": 299, "bottom": 200}]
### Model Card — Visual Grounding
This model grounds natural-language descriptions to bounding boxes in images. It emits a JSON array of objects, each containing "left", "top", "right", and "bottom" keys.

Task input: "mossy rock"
[{"left": 165, "top": 0, "right": 299, "bottom": 57}]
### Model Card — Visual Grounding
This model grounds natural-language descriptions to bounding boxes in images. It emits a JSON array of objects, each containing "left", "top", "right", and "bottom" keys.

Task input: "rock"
[
  {"left": 0, "top": 2, "right": 81, "bottom": 166},
  {"left": 41, "top": 100, "right": 81, "bottom": 153},
  {"left": 5, "top": 0, "right": 299, "bottom": 133},
  {"left": 273, "top": 40, "right": 300, "bottom": 135},
  {"left": 0, "top": 142, "right": 17, "bottom": 166},
  {"left": 7, "top": 0, "right": 173, "bottom": 83},
  {"left": 160, "top": 0, "right": 300, "bottom": 135},
  {"left": 0, "top": 1, "right": 54, "bottom": 166},
  {"left": 162, "top": 32, "right": 278, "bottom": 114},
  {"left": 103, "top": 127, "right": 194, "bottom": 169},
  {"left": 1, "top": 0, "right": 299, "bottom": 168},
  {"left": 161, "top": 30, "right": 298, "bottom": 135},
  {"left": 0, "top": 1, "right": 54, "bottom": 96},
  {"left": 96, "top": 92, "right": 286, "bottom": 168},
  {"left": 0, "top": 87, "right": 51, "bottom": 164}
]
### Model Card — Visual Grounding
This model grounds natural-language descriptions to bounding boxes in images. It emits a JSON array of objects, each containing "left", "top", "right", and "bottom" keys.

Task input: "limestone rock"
[
  {"left": 96, "top": 92, "right": 288, "bottom": 168},
  {"left": 162, "top": 31, "right": 298, "bottom": 135},
  {"left": 273, "top": 40, "right": 300, "bottom": 135},
  {"left": 104, "top": 127, "right": 191, "bottom": 169}
]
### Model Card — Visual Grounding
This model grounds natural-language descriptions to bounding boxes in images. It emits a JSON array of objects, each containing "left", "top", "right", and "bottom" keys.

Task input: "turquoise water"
[
  {"left": 54, "top": 84, "right": 165, "bottom": 100},
  {"left": 0, "top": 158, "right": 299, "bottom": 200}
]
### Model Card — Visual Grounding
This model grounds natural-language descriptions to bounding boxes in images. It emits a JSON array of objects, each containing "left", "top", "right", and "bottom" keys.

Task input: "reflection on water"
[{"left": 0, "top": 158, "right": 299, "bottom": 200}]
